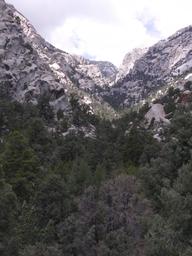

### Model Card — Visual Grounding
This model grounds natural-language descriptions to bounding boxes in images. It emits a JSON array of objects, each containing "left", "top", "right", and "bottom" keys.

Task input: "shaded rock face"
[
  {"left": 0, "top": 0, "right": 117, "bottom": 114},
  {"left": 108, "top": 26, "right": 192, "bottom": 108}
]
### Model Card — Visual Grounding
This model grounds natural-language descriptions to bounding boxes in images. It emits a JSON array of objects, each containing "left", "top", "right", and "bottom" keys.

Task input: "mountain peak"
[{"left": 116, "top": 48, "right": 148, "bottom": 81}]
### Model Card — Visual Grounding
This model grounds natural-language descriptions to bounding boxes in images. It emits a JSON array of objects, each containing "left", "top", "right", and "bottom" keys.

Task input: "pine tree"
[{"left": 0, "top": 131, "right": 39, "bottom": 201}]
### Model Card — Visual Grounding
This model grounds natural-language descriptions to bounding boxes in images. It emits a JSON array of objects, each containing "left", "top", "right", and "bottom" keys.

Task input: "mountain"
[
  {"left": 108, "top": 26, "right": 192, "bottom": 108},
  {"left": 0, "top": 0, "right": 192, "bottom": 116},
  {"left": 1, "top": 1, "right": 192, "bottom": 254},
  {"left": 116, "top": 48, "right": 148, "bottom": 81},
  {"left": 0, "top": 0, "right": 117, "bottom": 117}
]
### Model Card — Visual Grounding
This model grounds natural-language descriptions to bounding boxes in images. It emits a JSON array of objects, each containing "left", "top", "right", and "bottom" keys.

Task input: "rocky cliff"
[
  {"left": 116, "top": 48, "right": 148, "bottom": 81},
  {"left": 0, "top": 0, "right": 117, "bottom": 117},
  {"left": 108, "top": 26, "right": 192, "bottom": 107}
]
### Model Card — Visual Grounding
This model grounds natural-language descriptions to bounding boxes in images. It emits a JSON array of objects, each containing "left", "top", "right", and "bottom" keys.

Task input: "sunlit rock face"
[
  {"left": 0, "top": 0, "right": 118, "bottom": 114},
  {"left": 107, "top": 26, "right": 192, "bottom": 107},
  {"left": 145, "top": 104, "right": 170, "bottom": 125},
  {"left": 116, "top": 48, "right": 148, "bottom": 82}
]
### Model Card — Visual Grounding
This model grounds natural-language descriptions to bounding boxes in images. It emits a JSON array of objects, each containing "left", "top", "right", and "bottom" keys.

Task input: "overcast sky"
[{"left": 7, "top": 0, "right": 192, "bottom": 66}]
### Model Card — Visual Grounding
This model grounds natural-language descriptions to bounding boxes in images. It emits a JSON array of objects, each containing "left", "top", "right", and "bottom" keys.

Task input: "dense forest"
[{"left": 1, "top": 86, "right": 192, "bottom": 256}]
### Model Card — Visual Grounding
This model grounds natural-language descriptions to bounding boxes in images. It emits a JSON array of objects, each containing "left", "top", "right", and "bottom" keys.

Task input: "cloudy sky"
[{"left": 7, "top": 0, "right": 192, "bottom": 66}]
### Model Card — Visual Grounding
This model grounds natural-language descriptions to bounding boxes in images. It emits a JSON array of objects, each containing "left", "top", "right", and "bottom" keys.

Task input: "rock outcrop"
[{"left": 145, "top": 104, "right": 170, "bottom": 125}]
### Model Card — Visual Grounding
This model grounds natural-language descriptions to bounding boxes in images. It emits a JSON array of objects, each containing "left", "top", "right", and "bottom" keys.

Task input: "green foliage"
[
  {"left": 20, "top": 243, "right": 62, "bottom": 256},
  {"left": 0, "top": 180, "right": 19, "bottom": 256},
  {"left": 140, "top": 104, "right": 192, "bottom": 255},
  {"left": 37, "top": 94, "right": 54, "bottom": 123},
  {"left": 94, "top": 164, "right": 107, "bottom": 186},
  {"left": 15, "top": 16, "right": 21, "bottom": 25},
  {"left": 2, "top": 90, "right": 192, "bottom": 255},
  {"left": 67, "top": 158, "right": 93, "bottom": 194},
  {"left": 0, "top": 131, "right": 39, "bottom": 201},
  {"left": 58, "top": 175, "right": 150, "bottom": 256},
  {"left": 34, "top": 174, "right": 72, "bottom": 227}
]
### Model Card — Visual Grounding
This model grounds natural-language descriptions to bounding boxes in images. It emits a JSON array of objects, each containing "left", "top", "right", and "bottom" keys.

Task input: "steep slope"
[
  {"left": 0, "top": 0, "right": 117, "bottom": 116},
  {"left": 108, "top": 26, "right": 192, "bottom": 107},
  {"left": 116, "top": 48, "right": 148, "bottom": 81}
]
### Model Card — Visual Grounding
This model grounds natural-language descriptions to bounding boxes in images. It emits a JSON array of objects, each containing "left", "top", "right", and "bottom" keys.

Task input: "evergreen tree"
[
  {"left": 0, "top": 180, "right": 19, "bottom": 256},
  {"left": 0, "top": 131, "right": 39, "bottom": 201}
]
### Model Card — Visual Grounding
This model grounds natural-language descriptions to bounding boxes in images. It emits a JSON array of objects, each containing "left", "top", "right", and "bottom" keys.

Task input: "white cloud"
[
  {"left": 49, "top": 17, "right": 155, "bottom": 66},
  {"left": 7, "top": 0, "right": 115, "bottom": 33},
  {"left": 136, "top": 0, "right": 192, "bottom": 37},
  {"left": 7, "top": 0, "right": 192, "bottom": 66}
]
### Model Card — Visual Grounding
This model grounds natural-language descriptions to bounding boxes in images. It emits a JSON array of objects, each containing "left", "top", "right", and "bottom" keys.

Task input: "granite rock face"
[
  {"left": 116, "top": 48, "right": 148, "bottom": 81},
  {"left": 0, "top": 0, "right": 117, "bottom": 115},
  {"left": 108, "top": 26, "right": 192, "bottom": 107}
]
